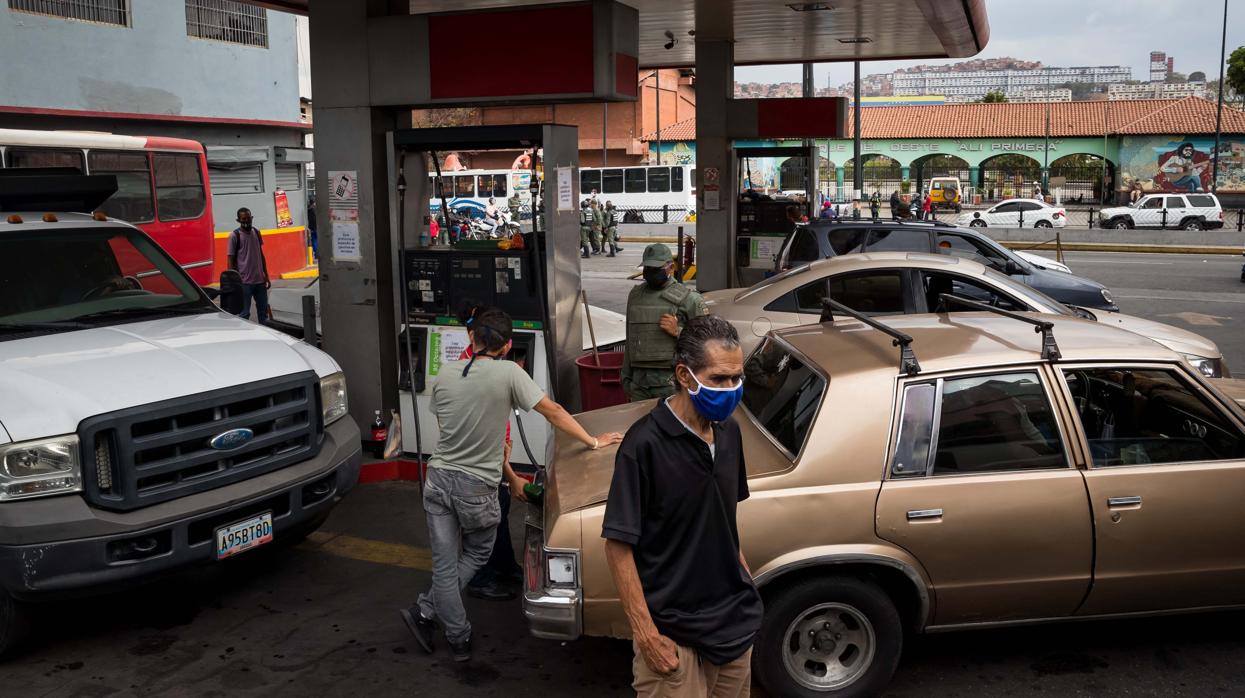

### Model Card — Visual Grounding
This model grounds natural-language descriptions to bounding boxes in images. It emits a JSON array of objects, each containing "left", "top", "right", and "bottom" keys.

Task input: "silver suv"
[{"left": 1099, "top": 193, "right": 1223, "bottom": 230}]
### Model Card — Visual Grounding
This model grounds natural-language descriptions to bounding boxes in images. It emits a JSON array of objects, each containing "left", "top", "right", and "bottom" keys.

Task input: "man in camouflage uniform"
[
  {"left": 579, "top": 200, "right": 594, "bottom": 259},
  {"left": 508, "top": 195, "right": 522, "bottom": 230},
  {"left": 589, "top": 199, "right": 606, "bottom": 255},
  {"left": 602, "top": 201, "right": 622, "bottom": 257},
  {"left": 621, "top": 244, "right": 707, "bottom": 401}
]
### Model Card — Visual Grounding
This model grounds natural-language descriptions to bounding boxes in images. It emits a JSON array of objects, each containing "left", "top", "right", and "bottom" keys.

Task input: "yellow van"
[{"left": 929, "top": 176, "right": 962, "bottom": 212}]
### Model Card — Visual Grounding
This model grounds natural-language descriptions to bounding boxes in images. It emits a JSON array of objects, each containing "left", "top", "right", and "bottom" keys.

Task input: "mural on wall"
[
  {"left": 1120, "top": 136, "right": 1245, "bottom": 194},
  {"left": 653, "top": 141, "right": 696, "bottom": 166}
]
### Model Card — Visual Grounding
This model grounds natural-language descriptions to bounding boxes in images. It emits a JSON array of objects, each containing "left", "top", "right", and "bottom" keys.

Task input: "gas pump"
[
  {"left": 732, "top": 145, "right": 818, "bottom": 287},
  {"left": 388, "top": 125, "right": 582, "bottom": 468}
]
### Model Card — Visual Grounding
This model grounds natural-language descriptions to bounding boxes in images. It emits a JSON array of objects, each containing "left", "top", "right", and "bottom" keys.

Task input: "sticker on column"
[
  {"left": 704, "top": 183, "right": 721, "bottom": 211},
  {"left": 557, "top": 167, "right": 574, "bottom": 211}
]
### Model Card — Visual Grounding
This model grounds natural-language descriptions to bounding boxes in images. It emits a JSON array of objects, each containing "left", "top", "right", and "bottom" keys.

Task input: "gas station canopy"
[{"left": 250, "top": 0, "right": 988, "bottom": 67}]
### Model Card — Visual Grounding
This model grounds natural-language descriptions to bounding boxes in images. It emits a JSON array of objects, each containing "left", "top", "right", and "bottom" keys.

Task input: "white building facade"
[{"left": 893, "top": 66, "right": 1132, "bottom": 101}]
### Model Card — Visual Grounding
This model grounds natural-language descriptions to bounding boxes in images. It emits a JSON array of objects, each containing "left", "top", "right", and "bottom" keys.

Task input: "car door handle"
[
  {"left": 907, "top": 508, "right": 943, "bottom": 521},
  {"left": 1107, "top": 496, "right": 1142, "bottom": 508}
]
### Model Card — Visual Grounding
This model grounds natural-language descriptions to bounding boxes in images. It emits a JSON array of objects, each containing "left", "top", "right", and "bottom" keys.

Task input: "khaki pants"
[{"left": 632, "top": 640, "right": 751, "bottom": 698}]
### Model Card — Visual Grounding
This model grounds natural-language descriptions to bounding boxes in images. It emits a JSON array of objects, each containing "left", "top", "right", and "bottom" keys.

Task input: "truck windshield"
[{"left": 0, "top": 225, "right": 213, "bottom": 328}]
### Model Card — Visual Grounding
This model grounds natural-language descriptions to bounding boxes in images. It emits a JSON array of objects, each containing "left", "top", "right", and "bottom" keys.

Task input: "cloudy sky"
[{"left": 735, "top": 0, "right": 1244, "bottom": 87}]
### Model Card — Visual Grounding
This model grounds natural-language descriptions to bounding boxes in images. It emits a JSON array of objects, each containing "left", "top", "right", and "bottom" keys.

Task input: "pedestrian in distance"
[
  {"left": 401, "top": 308, "right": 622, "bottom": 663},
  {"left": 621, "top": 243, "right": 707, "bottom": 402},
  {"left": 889, "top": 190, "right": 901, "bottom": 220},
  {"left": 1129, "top": 181, "right": 1143, "bottom": 205},
  {"left": 604, "top": 314, "right": 763, "bottom": 698},
  {"left": 307, "top": 193, "right": 318, "bottom": 261},
  {"left": 819, "top": 200, "right": 837, "bottom": 220},
  {"left": 579, "top": 199, "right": 594, "bottom": 259},
  {"left": 227, "top": 207, "right": 271, "bottom": 325},
  {"left": 870, "top": 191, "right": 881, "bottom": 221},
  {"left": 923, "top": 192, "right": 934, "bottom": 221},
  {"left": 603, "top": 200, "right": 622, "bottom": 257},
  {"left": 591, "top": 199, "right": 606, "bottom": 255}
]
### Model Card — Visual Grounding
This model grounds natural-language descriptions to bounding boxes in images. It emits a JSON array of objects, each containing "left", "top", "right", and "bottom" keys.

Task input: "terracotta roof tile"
[{"left": 639, "top": 97, "right": 1245, "bottom": 141}]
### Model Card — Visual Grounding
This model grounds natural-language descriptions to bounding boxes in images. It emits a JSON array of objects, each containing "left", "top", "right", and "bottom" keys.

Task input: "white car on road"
[
  {"left": 1098, "top": 193, "right": 1224, "bottom": 230},
  {"left": 958, "top": 198, "right": 1067, "bottom": 229}
]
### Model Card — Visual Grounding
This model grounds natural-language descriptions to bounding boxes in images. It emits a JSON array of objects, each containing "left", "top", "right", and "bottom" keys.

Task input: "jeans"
[
  {"left": 1171, "top": 175, "right": 1201, "bottom": 192},
  {"left": 469, "top": 484, "right": 520, "bottom": 587},
  {"left": 417, "top": 467, "right": 501, "bottom": 643},
  {"left": 240, "top": 283, "right": 270, "bottom": 325}
]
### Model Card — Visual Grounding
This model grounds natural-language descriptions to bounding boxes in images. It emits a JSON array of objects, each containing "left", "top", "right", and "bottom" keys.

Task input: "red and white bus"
[{"left": 0, "top": 128, "right": 214, "bottom": 285}]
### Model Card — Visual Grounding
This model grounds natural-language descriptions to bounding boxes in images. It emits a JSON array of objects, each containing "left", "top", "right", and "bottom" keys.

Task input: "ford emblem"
[{"left": 209, "top": 428, "right": 254, "bottom": 451}]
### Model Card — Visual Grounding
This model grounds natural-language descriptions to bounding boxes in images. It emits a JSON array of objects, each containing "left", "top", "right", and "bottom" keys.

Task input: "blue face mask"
[{"left": 687, "top": 371, "right": 744, "bottom": 422}]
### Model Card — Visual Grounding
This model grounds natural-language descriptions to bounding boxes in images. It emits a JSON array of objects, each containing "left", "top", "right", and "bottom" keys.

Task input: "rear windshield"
[
  {"left": 742, "top": 338, "right": 826, "bottom": 458},
  {"left": 1186, "top": 194, "right": 1217, "bottom": 207}
]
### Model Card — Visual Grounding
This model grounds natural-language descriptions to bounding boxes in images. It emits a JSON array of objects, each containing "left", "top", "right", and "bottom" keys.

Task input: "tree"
[
  {"left": 979, "top": 90, "right": 1008, "bottom": 103},
  {"left": 1165, "top": 72, "right": 1188, "bottom": 84},
  {"left": 1189, "top": 71, "right": 1207, "bottom": 82},
  {"left": 1226, "top": 46, "right": 1245, "bottom": 101}
]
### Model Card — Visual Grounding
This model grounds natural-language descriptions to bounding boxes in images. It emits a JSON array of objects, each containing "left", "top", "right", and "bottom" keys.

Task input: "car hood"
[
  {"left": 1099, "top": 206, "right": 1132, "bottom": 218},
  {"left": 546, "top": 401, "right": 654, "bottom": 515},
  {"left": 0, "top": 312, "right": 340, "bottom": 443},
  {"left": 1092, "top": 312, "right": 1221, "bottom": 359},
  {"left": 1022, "top": 266, "right": 1117, "bottom": 311}
]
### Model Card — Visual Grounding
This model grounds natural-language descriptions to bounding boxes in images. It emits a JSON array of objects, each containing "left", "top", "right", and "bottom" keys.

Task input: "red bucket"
[{"left": 576, "top": 352, "right": 627, "bottom": 412}]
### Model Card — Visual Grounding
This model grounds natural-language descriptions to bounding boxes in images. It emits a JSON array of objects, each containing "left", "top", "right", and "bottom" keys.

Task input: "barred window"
[
  {"left": 7, "top": 0, "right": 129, "bottom": 26},
  {"left": 185, "top": 0, "right": 267, "bottom": 49}
]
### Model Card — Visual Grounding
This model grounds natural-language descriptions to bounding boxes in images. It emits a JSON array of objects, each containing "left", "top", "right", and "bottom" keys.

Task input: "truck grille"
[{"left": 79, "top": 372, "right": 323, "bottom": 512}]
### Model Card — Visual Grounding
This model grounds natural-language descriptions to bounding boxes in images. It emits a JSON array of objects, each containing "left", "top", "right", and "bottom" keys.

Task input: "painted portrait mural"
[{"left": 1120, "top": 136, "right": 1245, "bottom": 194}]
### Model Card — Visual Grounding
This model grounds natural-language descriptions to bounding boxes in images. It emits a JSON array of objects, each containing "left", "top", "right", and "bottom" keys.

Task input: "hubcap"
[{"left": 781, "top": 603, "right": 876, "bottom": 691}]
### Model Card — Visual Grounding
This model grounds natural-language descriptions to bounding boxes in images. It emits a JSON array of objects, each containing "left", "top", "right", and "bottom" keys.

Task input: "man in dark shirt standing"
[
  {"left": 603, "top": 315, "right": 763, "bottom": 698},
  {"left": 227, "top": 207, "right": 271, "bottom": 325}
]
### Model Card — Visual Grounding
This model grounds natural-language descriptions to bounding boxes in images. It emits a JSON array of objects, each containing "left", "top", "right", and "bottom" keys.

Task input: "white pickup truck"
[
  {"left": 1098, "top": 192, "right": 1224, "bottom": 230},
  {"left": 0, "top": 211, "right": 360, "bottom": 653}
]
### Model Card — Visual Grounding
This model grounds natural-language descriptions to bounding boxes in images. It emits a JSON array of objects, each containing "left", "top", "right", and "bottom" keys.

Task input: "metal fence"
[
  {"left": 615, "top": 206, "right": 695, "bottom": 224},
  {"left": 185, "top": 0, "right": 268, "bottom": 48},
  {"left": 8, "top": 0, "right": 128, "bottom": 25}
]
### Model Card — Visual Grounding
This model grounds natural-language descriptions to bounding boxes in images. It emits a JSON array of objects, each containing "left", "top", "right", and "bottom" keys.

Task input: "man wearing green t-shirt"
[{"left": 401, "top": 309, "right": 622, "bottom": 663}]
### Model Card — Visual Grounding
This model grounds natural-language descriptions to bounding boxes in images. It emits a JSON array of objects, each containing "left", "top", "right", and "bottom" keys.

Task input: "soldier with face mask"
[{"left": 620, "top": 244, "right": 707, "bottom": 402}]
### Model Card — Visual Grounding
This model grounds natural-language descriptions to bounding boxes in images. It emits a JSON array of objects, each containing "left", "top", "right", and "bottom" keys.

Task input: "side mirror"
[{"left": 1004, "top": 260, "right": 1024, "bottom": 276}]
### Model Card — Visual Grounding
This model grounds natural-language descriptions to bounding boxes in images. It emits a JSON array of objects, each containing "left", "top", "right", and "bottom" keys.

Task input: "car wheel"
[
  {"left": 1034, "top": 220, "right": 1052, "bottom": 228},
  {"left": 969, "top": 220, "right": 987, "bottom": 228},
  {"left": 755, "top": 576, "right": 903, "bottom": 698},
  {"left": 1111, "top": 218, "right": 1132, "bottom": 230},
  {"left": 953, "top": 204, "right": 962, "bottom": 213},
  {"left": 0, "top": 589, "right": 29, "bottom": 657},
  {"left": 1181, "top": 219, "right": 1203, "bottom": 231}
]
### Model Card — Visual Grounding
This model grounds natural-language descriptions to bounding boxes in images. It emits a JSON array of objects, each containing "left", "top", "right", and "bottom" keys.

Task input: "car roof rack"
[
  {"left": 821, "top": 298, "right": 921, "bottom": 376},
  {"left": 937, "top": 293, "right": 1062, "bottom": 361}
]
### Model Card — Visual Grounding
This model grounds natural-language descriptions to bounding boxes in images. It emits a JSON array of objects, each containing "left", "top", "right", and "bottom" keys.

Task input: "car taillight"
[
  {"left": 1053, "top": 210, "right": 1064, "bottom": 218},
  {"left": 1219, "top": 211, "right": 1224, "bottom": 220}
]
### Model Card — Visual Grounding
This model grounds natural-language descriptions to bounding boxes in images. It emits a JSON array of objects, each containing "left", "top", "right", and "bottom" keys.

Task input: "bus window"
[
  {"left": 581, "top": 169, "right": 601, "bottom": 194},
  {"left": 455, "top": 176, "right": 475, "bottom": 197},
  {"left": 153, "top": 153, "right": 206, "bottom": 221},
  {"left": 691, "top": 168, "right": 697, "bottom": 190},
  {"left": 601, "top": 169, "right": 624, "bottom": 194},
  {"left": 89, "top": 151, "right": 154, "bottom": 223},
  {"left": 437, "top": 176, "right": 453, "bottom": 198},
  {"left": 671, "top": 167, "right": 684, "bottom": 193},
  {"left": 648, "top": 167, "right": 671, "bottom": 193},
  {"left": 625, "top": 168, "right": 647, "bottom": 193},
  {"left": 477, "top": 174, "right": 505, "bottom": 198},
  {"left": 7, "top": 147, "right": 84, "bottom": 172}
]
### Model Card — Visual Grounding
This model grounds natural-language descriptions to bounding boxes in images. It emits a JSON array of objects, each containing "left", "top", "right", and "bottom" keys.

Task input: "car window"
[
  {"left": 1142, "top": 197, "right": 1163, "bottom": 209},
  {"left": 936, "top": 232, "right": 1005, "bottom": 264},
  {"left": 742, "top": 339, "right": 826, "bottom": 458},
  {"left": 1018, "top": 202, "right": 1044, "bottom": 212},
  {"left": 1186, "top": 194, "right": 1216, "bottom": 207},
  {"left": 827, "top": 228, "right": 867, "bottom": 255},
  {"left": 991, "top": 202, "right": 1019, "bottom": 214},
  {"left": 863, "top": 229, "right": 930, "bottom": 253},
  {"left": 921, "top": 271, "right": 1026, "bottom": 312},
  {"left": 1062, "top": 368, "right": 1245, "bottom": 467},
  {"left": 890, "top": 371, "right": 1067, "bottom": 477},
  {"left": 818, "top": 271, "right": 905, "bottom": 315},
  {"left": 1165, "top": 195, "right": 1188, "bottom": 208},
  {"left": 786, "top": 228, "right": 820, "bottom": 266}
]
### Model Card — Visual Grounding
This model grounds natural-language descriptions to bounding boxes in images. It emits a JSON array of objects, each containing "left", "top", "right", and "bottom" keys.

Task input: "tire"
[
  {"left": 953, "top": 204, "right": 962, "bottom": 213},
  {"left": 0, "top": 589, "right": 29, "bottom": 658},
  {"left": 1111, "top": 218, "right": 1132, "bottom": 230},
  {"left": 969, "top": 219, "right": 987, "bottom": 227},
  {"left": 1034, "top": 220, "right": 1052, "bottom": 228},
  {"left": 754, "top": 576, "right": 903, "bottom": 698},
  {"left": 1180, "top": 219, "right": 1203, "bottom": 231}
]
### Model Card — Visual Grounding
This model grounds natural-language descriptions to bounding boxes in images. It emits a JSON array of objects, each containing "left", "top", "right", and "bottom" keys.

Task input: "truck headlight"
[
  {"left": 545, "top": 552, "right": 578, "bottom": 589},
  {"left": 1182, "top": 354, "right": 1224, "bottom": 378},
  {"left": 319, "top": 372, "right": 349, "bottom": 426},
  {"left": 0, "top": 435, "right": 82, "bottom": 500}
]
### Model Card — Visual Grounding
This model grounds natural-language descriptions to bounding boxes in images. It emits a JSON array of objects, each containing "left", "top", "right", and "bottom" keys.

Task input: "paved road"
[{"left": 584, "top": 248, "right": 1245, "bottom": 374}]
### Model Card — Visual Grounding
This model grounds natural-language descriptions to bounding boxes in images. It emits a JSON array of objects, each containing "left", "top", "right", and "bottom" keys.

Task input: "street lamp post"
[
  {"left": 853, "top": 60, "right": 862, "bottom": 201},
  {"left": 1212, "top": 0, "right": 1229, "bottom": 191}
]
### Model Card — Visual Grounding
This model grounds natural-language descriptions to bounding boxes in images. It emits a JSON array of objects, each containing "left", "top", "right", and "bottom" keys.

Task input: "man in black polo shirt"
[{"left": 603, "top": 315, "right": 763, "bottom": 697}]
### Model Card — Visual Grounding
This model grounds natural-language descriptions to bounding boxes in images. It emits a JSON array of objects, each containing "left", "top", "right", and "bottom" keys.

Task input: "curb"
[{"left": 619, "top": 236, "right": 1244, "bottom": 255}]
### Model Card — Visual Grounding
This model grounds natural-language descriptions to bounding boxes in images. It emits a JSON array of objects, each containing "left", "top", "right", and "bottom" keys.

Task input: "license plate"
[{"left": 215, "top": 512, "right": 274, "bottom": 560}]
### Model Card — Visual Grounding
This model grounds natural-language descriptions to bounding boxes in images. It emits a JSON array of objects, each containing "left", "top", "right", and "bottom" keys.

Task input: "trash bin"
[
  {"left": 218, "top": 269, "right": 244, "bottom": 315},
  {"left": 576, "top": 352, "right": 627, "bottom": 412}
]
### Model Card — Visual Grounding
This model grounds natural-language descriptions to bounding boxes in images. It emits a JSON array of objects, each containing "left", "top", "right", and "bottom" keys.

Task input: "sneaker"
[
  {"left": 400, "top": 607, "right": 436, "bottom": 654},
  {"left": 466, "top": 579, "right": 517, "bottom": 601},
  {"left": 449, "top": 637, "right": 472, "bottom": 662}
]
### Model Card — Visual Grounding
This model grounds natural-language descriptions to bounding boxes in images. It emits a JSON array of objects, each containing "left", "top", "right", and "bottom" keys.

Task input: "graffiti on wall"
[{"left": 1120, "top": 136, "right": 1245, "bottom": 194}]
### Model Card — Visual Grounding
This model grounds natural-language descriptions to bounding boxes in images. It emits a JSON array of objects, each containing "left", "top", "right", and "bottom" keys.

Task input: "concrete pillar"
[
  {"left": 309, "top": 0, "right": 406, "bottom": 430},
  {"left": 693, "top": 36, "right": 733, "bottom": 291},
  {"left": 835, "top": 166, "right": 845, "bottom": 201}
]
